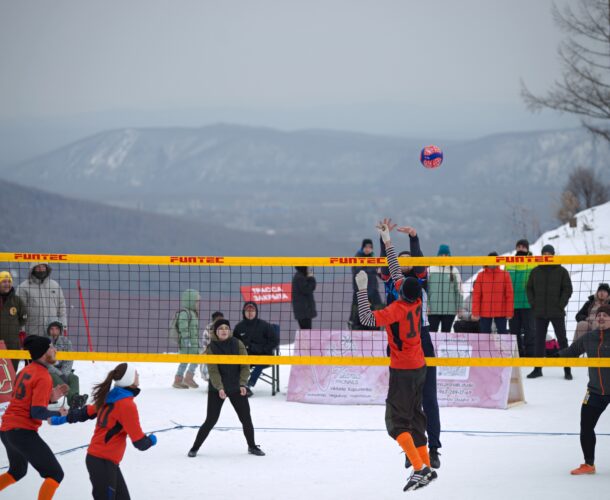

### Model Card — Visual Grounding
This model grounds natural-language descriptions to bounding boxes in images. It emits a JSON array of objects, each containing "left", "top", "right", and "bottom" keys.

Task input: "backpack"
[{"left": 169, "top": 309, "right": 191, "bottom": 342}]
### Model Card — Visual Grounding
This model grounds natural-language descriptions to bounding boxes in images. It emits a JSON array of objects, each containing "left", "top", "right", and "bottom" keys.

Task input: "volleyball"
[{"left": 420, "top": 145, "right": 443, "bottom": 169}]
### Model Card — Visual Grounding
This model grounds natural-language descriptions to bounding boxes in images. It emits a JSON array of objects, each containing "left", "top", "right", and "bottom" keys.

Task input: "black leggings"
[
  {"left": 428, "top": 314, "right": 455, "bottom": 333},
  {"left": 297, "top": 318, "right": 312, "bottom": 329},
  {"left": 86, "top": 454, "right": 130, "bottom": 500},
  {"left": 192, "top": 390, "right": 256, "bottom": 451},
  {"left": 580, "top": 391, "right": 610, "bottom": 465},
  {"left": 0, "top": 429, "right": 64, "bottom": 483}
]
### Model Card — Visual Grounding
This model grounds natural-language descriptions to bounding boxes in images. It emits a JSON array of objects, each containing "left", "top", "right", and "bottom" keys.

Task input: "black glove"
[{"left": 547, "top": 351, "right": 560, "bottom": 358}]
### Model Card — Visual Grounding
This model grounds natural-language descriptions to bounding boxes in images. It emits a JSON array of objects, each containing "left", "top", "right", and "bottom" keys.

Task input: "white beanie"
[{"left": 115, "top": 365, "right": 137, "bottom": 388}]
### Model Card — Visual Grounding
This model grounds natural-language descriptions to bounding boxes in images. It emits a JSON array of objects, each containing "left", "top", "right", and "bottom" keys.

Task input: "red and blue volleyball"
[{"left": 420, "top": 145, "right": 443, "bottom": 169}]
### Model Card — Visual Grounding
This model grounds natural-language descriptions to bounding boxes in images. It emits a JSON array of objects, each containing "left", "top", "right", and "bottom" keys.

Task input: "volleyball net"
[{"left": 1, "top": 252, "right": 609, "bottom": 367}]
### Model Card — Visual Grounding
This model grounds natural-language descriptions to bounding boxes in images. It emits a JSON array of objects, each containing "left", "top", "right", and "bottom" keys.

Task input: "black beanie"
[
  {"left": 213, "top": 319, "right": 231, "bottom": 333},
  {"left": 516, "top": 239, "right": 530, "bottom": 250},
  {"left": 596, "top": 304, "right": 610, "bottom": 317},
  {"left": 24, "top": 335, "right": 51, "bottom": 360},
  {"left": 400, "top": 277, "right": 422, "bottom": 303},
  {"left": 362, "top": 239, "right": 373, "bottom": 248},
  {"left": 541, "top": 244, "right": 555, "bottom": 255},
  {"left": 597, "top": 283, "right": 610, "bottom": 295}
]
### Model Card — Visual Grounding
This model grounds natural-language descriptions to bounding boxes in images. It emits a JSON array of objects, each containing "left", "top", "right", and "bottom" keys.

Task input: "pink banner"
[{"left": 286, "top": 330, "right": 518, "bottom": 409}]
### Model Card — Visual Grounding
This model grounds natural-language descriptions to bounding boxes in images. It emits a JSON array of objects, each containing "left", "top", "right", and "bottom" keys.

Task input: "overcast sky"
[{"left": 0, "top": 0, "right": 579, "bottom": 139}]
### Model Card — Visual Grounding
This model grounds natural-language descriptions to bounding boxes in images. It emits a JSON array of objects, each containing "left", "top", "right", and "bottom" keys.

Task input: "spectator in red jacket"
[{"left": 471, "top": 252, "right": 514, "bottom": 334}]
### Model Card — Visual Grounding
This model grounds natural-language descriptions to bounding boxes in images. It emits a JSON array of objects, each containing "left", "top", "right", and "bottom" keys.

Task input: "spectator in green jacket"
[
  {"left": 0, "top": 271, "right": 27, "bottom": 373},
  {"left": 428, "top": 244, "right": 463, "bottom": 333},
  {"left": 172, "top": 289, "right": 201, "bottom": 389},
  {"left": 526, "top": 244, "right": 573, "bottom": 380},
  {"left": 506, "top": 239, "right": 536, "bottom": 357}
]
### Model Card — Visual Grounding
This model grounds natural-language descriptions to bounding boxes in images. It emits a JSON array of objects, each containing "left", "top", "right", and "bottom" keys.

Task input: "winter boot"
[
  {"left": 184, "top": 372, "right": 199, "bottom": 388},
  {"left": 430, "top": 448, "right": 441, "bottom": 469},
  {"left": 571, "top": 463, "right": 595, "bottom": 475},
  {"left": 403, "top": 466, "right": 436, "bottom": 491},
  {"left": 173, "top": 375, "right": 188, "bottom": 389},
  {"left": 526, "top": 368, "right": 543, "bottom": 379},
  {"left": 248, "top": 445, "right": 266, "bottom": 456},
  {"left": 564, "top": 367, "right": 573, "bottom": 380},
  {"left": 187, "top": 449, "right": 198, "bottom": 458}
]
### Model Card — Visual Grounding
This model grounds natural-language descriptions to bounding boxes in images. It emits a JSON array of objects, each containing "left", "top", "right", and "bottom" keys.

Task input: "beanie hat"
[
  {"left": 211, "top": 311, "right": 224, "bottom": 321},
  {"left": 214, "top": 319, "right": 231, "bottom": 333},
  {"left": 596, "top": 304, "right": 610, "bottom": 317},
  {"left": 399, "top": 277, "right": 422, "bottom": 303},
  {"left": 0, "top": 271, "right": 13, "bottom": 284},
  {"left": 361, "top": 239, "right": 373, "bottom": 249},
  {"left": 597, "top": 283, "right": 610, "bottom": 295},
  {"left": 24, "top": 335, "right": 51, "bottom": 360},
  {"left": 398, "top": 250, "right": 411, "bottom": 257},
  {"left": 516, "top": 239, "right": 530, "bottom": 250},
  {"left": 115, "top": 365, "right": 137, "bottom": 388},
  {"left": 541, "top": 244, "right": 555, "bottom": 255},
  {"left": 488, "top": 251, "right": 498, "bottom": 257},
  {"left": 437, "top": 244, "right": 451, "bottom": 256}
]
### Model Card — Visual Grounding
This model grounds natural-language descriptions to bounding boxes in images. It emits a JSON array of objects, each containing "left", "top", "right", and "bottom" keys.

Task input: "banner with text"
[{"left": 240, "top": 284, "right": 292, "bottom": 304}]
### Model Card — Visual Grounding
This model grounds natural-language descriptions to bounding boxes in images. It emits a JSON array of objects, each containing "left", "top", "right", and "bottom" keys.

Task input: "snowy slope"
[{"left": 1, "top": 362, "right": 608, "bottom": 500}]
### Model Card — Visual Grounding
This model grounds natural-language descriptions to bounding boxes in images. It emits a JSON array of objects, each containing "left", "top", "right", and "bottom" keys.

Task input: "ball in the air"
[{"left": 420, "top": 145, "right": 443, "bottom": 169}]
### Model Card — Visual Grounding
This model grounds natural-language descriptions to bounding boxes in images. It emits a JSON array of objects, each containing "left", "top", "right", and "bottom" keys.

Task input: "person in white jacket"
[{"left": 17, "top": 263, "right": 67, "bottom": 337}]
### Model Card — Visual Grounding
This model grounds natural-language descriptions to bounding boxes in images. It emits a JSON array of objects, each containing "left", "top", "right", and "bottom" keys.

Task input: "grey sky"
[{"left": 0, "top": 0, "right": 578, "bottom": 139}]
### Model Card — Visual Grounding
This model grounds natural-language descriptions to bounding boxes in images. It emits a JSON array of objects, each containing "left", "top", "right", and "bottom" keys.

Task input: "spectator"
[
  {"left": 553, "top": 305, "right": 610, "bottom": 475},
  {"left": 0, "top": 271, "right": 27, "bottom": 373},
  {"left": 471, "top": 252, "right": 514, "bottom": 334},
  {"left": 172, "top": 289, "right": 201, "bottom": 389},
  {"left": 526, "top": 244, "right": 573, "bottom": 379},
  {"left": 291, "top": 267, "right": 317, "bottom": 329},
  {"left": 573, "top": 283, "right": 610, "bottom": 343},
  {"left": 233, "top": 302, "right": 279, "bottom": 396},
  {"left": 428, "top": 244, "right": 463, "bottom": 333},
  {"left": 17, "top": 263, "right": 67, "bottom": 338},
  {"left": 349, "top": 239, "right": 383, "bottom": 330},
  {"left": 200, "top": 311, "right": 224, "bottom": 382},
  {"left": 46, "top": 320, "right": 87, "bottom": 409},
  {"left": 188, "top": 319, "right": 265, "bottom": 457},
  {"left": 506, "top": 239, "right": 536, "bottom": 357}
]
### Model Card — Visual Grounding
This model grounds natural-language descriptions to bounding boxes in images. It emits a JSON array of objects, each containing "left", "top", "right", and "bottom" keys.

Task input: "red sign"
[{"left": 240, "top": 284, "right": 292, "bottom": 304}]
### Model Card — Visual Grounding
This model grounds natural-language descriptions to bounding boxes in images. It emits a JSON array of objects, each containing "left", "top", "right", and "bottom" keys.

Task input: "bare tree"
[
  {"left": 556, "top": 189, "right": 581, "bottom": 224},
  {"left": 521, "top": 0, "right": 610, "bottom": 141},
  {"left": 556, "top": 166, "right": 609, "bottom": 222}
]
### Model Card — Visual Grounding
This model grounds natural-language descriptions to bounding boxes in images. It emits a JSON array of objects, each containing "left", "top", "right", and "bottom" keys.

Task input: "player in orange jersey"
[
  {"left": 356, "top": 219, "right": 437, "bottom": 492},
  {"left": 0, "top": 335, "right": 69, "bottom": 499}
]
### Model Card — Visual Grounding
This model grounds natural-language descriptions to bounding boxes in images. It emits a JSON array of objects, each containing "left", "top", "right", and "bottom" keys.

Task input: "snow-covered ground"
[{"left": 1, "top": 361, "right": 609, "bottom": 500}]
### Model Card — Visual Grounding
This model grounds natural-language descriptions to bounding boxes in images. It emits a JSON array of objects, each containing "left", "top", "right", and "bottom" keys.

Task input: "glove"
[
  {"left": 377, "top": 223, "right": 391, "bottom": 243},
  {"left": 355, "top": 270, "right": 368, "bottom": 291},
  {"left": 547, "top": 351, "right": 560, "bottom": 358},
  {"left": 49, "top": 415, "right": 67, "bottom": 425},
  {"left": 148, "top": 434, "right": 157, "bottom": 446}
]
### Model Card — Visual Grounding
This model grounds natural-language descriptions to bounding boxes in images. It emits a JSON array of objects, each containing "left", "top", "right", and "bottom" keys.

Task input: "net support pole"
[{"left": 77, "top": 279, "right": 94, "bottom": 354}]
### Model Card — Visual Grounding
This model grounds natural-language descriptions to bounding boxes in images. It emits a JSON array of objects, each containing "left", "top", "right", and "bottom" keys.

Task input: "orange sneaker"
[{"left": 570, "top": 464, "right": 596, "bottom": 475}]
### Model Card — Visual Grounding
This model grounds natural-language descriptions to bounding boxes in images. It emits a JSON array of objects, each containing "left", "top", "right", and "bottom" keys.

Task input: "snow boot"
[
  {"left": 526, "top": 368, "right": 543, "bottom": 379},
  {"left": 248, "top": 445, "right": 266, "bottom": 456},
  {"left": 184, "top": 372, "right": 199, "bottom": 388},
  {"left": 173, "top": 375, "right": 188, "bottom": 389},
  {"left": 430, "top": 448, "right": 441, "bottom": 469},
  {"left": 564, "top": 367, "right": 573, "bottom": 380}
]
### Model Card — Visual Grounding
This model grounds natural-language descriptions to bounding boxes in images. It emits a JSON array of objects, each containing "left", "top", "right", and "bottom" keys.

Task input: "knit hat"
[
  {"left": 214, "top": 319, "right": 231, "bottom": 333},
  {"left": 24, "top": 335, "right": 51, "bottom": 360},
  {"left": 361, "top": 239, "right": 373, "bottom": 249},
  {"left": 0, "top": 271, "right": 13, "bottom": 284},
  {"left": 115, "top": 365, "right": 137, "bottom": 388},
  {"left": 597, "top": 283, "right": 610, "bottom": 295},
  {"left": 516, "top": 239, "right": 530, "bottom": 250},
  {"left": 211, "top": 311, "right": 224, "bottom": 321},
  {"left": 437, "top": 244, "right": 451, "bottom": 256},
  {"left": 541, "top": 244, "right": 555, "bottom": 255},
  {"left": 596, "top": 304, "right": 610, "bottom": 317},
  {"left": 399, "top": 277, "right": 422, "bottom": 303}
]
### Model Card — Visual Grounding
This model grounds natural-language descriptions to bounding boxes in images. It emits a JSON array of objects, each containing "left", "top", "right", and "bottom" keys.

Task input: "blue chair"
[{"left": 257, "top": 324, "right": 280, "bottom": 395}]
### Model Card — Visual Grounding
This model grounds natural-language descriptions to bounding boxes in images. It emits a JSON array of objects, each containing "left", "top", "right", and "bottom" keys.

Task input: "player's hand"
[
  {"left": 471, "top": 315, "right": 479, "bottom": 321},
  {"left": 50, "top": 384, "right": 69, "bottom": 402},
  {"left": 376, "top": 218, "right": 396, "bottom": 243},
  {"left": 397, "top": 226, "right": 417, "bottom": 237},
  {"left": 219, "top": 389, "right": 227, "bottom": 400},
  {"left": 58, "top": 407, "right": 69, "bottom": 416},
  {"left": 355, "top": 271, "right": 368, "bottom": 291},
  {"left": 240, "top": 386, "right": 247, "bottom": 396}
]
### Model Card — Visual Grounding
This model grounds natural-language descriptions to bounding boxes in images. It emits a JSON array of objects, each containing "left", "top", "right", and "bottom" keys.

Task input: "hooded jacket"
[
  {"left": 0, "top": 287, "right": 27, "bottom": 350},
  {"left": 472, "top": 267, "right": 514, "bottom": 318},
  {"left": 506, "top": 255, "right": 534, "bottom": 310},
  {"left": 176, "top": 289, "right": 200, "bottom": 355},
  {"left": 526, "top": 265, "right": 573, "bottom": 318},
  {"left": 575, "top": 295, "right": 610, "bottom": 323},
  {"left": 427, "top": 266, "right": 463, "bottom": 316},
  {"left": 558, "top": 328, "right": 610, "bottom": 395},
  {"left": 233, "top": 302, "right": 278, "bottom": 355},
  {"left": 16, "top": 263, "right": 67, "bottom": 337},
  {"left": 47, "top": 320, "right": 74, "bottom": 380},
  {"left": 205, "top": 327, "right": 250, "bottom": 393}
]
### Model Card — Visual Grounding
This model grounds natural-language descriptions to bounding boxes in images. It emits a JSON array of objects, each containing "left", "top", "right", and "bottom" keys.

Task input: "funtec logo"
[
  {"left": 169, "top": 256, "right": 225, "bottom": 264},
  {"left": 495, "top": 256, "right": 554, "bottom": 264},
  {"left": 13, "top": 253, "right": 67, "bottom": 261},
  {"left": 329, "top": 257, "right": 386, "bottom": 265}
]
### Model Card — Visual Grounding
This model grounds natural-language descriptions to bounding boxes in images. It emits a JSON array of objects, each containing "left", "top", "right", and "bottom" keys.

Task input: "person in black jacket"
[
  {"left": 233, "top": 302, "right": 279, "bottom": 396},
  {"left": 188, "top": 320, "right": 265, "bottom": 457},
  {"left": 553, "top": 304, "right": 610, "bottom": 475},
  {"left": 349, "top": 239, "right": 383, "bottom": 330},
  {"left": 291, "top": 267, "right": 317, "bottom": 329},
  {"left": 526, "top": 244, "right": 573, "bottom": 379},
  {"left": 573, "top": 283, "right": 610, "bottom": 343}
]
